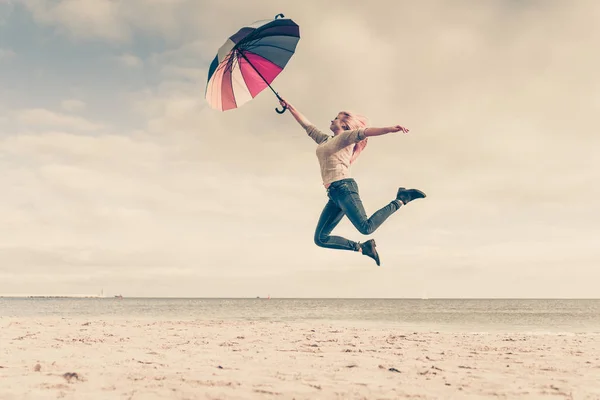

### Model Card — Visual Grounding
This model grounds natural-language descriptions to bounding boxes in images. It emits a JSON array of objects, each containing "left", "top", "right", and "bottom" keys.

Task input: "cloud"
[
  {"left": 23, "top": 0, "right": 130, "bottom": 42},
  {"left": 160, "top": 65, "right": 205, "bottom": 81},
  {"left": 0, "top": 1, "right": 14, "bottom": 26},
  {"left": 22, "top": 0, "right": 297, "bottom": 44},
  {"left": 3, "top": 1, "right": 600, "bottom": 297},
  {"left": 0, "top": 47, "right": 15, "bottom": 60},
  {"left": 60, "top": 99, "right": 86, "bottom": 113},
  {"left": 15, "top": 108, "right": 103, "bottom": 131},
  {"left": 22, "top": 0, "right": 195, "bottom": 43},
  {"left": 0, "top": 129, "right": 316, "bottom": 277},
  {"left": 117, "top": 53, "right": 142, "bottom": 68}
]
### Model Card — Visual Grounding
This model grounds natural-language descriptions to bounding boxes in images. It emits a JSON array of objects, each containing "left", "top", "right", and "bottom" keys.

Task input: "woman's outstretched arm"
[
  {"left": 364, "top": 125, "right": 410, "bottom": 137},
  {"left": 279, "top": 98, "right": 312, "bottom": 129},
  {"left": 279, "top": 98, "right": 330, "bottom": 144}
]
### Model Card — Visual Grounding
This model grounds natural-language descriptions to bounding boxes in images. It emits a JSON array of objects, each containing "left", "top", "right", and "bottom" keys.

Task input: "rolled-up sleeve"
[{"left": 305, "top": 125, "right": 330, "bottom": 144}]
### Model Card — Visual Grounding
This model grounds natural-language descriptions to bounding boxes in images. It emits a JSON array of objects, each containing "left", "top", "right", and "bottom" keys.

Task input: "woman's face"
[{"left": 329, "top": 113, "right": 346, "bottom": 134}]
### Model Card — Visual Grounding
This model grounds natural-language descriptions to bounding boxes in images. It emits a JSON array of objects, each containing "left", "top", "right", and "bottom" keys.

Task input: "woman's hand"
[
  {"left": 279, "top": 98, "right": 295, "bottom": 112},
  {"left": 389, "top": 125, "right": 409, "bottom": 133}
]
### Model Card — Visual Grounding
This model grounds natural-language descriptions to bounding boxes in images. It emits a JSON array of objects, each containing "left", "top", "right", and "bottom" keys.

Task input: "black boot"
[
  {"left": 359, "top": 239, "right": 380, "bottom": 266},
  {"left": 396, "top": 187, "right": 426, "bottom": 205}
]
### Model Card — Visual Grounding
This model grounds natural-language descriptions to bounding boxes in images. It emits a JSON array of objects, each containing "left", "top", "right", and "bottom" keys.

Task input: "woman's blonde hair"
[{"left": 339, "top": 111, "right": 369, "bottom": 164}]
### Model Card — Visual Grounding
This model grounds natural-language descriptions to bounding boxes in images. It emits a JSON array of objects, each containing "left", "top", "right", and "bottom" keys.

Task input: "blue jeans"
[{"left": 314, "top": 178, "right": 400, "bottom": 251}]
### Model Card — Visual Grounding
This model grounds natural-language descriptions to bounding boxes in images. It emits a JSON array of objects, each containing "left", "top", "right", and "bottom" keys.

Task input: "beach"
[{"left": 2, "top": 317, "right": 599, "bottom": 399}]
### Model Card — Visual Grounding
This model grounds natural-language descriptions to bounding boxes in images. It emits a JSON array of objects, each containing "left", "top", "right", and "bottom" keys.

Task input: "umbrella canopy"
[{"left": 205, "top": 14, "right": 300, "bottom": 112}]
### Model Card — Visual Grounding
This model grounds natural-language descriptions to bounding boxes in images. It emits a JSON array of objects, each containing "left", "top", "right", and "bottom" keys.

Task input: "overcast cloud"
[{"left": 0, "top": 0, "right": 598, "bottom": 298}]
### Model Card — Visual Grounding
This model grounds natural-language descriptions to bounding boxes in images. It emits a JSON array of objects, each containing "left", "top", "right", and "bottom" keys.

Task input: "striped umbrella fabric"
[{"left": 205, "top": 14, "right": 300, "bottom": 112}]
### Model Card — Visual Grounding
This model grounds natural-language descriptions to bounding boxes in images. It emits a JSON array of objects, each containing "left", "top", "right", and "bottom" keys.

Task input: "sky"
[{"left": 0, "top": 0, "right": 599, "bottom": 298}]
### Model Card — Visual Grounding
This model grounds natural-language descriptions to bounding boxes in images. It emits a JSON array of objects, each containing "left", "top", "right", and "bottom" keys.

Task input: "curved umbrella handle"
[
  {"left": 275, "top": 103, "right": 287, "bottom": 114},
  {"left": 273, "top": 91, "right": 287, "bottom": 114},
  {"left": 275, "top": 13, "right": 285, "bottom": 19}
]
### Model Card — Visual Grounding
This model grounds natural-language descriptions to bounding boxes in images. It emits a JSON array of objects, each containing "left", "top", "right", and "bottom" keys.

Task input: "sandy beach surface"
[{"left": 1, "top": 318, "right": 599, "bottom": 399}]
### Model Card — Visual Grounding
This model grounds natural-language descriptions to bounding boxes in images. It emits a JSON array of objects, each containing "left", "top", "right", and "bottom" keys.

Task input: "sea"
[{"left": 1, "top": 298, "right": 599, "bottom": 333}]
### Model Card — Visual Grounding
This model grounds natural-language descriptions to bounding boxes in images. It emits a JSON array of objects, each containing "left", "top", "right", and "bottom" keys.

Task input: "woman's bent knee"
[
  {"left": 314, "top": 235, "right": 327, "bottom": 247},
  {"left": 357, "top": 224, "right": 374, "bottom": 235}
]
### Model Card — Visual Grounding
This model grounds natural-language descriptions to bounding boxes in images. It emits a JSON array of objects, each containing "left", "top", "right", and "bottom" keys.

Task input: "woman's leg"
[
  {"left": 314, "top": 199, "right": 359, "bottom": 251},
  {"left": 330, "top": 180, "right": 401, "bottom": 236}
]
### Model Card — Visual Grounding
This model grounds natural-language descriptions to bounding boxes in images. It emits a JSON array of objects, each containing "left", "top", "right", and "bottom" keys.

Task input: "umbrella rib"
[
  {"left": 214, "top": 54, "right": 237, "bottom": 75},
  {"left": 237, "top": 50, "right": 282, "bottom": 101}
]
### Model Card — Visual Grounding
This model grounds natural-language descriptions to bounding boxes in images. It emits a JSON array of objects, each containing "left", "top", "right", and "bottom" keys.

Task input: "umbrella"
[{"left": 205, "top": 14, "right": 300, "bottom": 113}]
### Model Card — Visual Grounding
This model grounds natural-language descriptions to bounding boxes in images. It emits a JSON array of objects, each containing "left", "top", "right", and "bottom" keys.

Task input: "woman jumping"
[{"left": 280, "top": 98, "right": 426, "bottom": 266}]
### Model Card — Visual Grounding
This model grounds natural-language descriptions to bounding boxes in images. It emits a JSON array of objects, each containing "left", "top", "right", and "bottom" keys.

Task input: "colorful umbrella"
[{"left": 205, "top": 14, "right": 300, "bottom": 113}]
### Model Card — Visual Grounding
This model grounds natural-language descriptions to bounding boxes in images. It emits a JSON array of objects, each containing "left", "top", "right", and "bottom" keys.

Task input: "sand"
[{"left": 1, "top": 318, "right": 599, "bottom": 399}]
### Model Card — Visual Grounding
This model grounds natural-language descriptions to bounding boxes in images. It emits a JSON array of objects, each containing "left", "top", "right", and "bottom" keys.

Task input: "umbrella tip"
[{"left": 275, "top": 13, "right": 285, "bottom": 19}]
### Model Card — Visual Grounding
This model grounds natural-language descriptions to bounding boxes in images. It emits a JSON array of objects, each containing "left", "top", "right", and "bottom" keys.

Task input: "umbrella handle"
[
  {"left": 273, "top": 90, "right": 287, "bottom": 114},
  {"left": 275, "top": 13, "right": 285, "bottom": 19}
]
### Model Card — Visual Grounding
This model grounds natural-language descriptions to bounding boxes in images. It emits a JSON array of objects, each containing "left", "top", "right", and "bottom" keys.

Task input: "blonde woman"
[{"left": 280, "top": 98, "right": 426, "bottom": 266}]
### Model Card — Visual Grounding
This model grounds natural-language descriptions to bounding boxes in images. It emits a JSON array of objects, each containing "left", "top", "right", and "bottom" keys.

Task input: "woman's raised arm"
[
  {"left": 364, "top": 125, "right": 409, "bottom": 137},
  {"left": 279, "top": 98, "right": 312, "bottom": 129}
]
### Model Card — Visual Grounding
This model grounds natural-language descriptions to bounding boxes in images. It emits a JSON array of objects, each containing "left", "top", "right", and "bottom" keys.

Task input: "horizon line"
[{"left": 1, "top": 296, "right": 599, "bottom": 300}]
